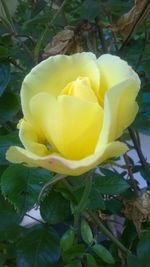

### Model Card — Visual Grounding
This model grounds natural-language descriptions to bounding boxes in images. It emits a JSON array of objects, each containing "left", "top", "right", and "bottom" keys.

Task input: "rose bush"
[{"left": 6, "top": 53, "right": 140, "bottom": 175}]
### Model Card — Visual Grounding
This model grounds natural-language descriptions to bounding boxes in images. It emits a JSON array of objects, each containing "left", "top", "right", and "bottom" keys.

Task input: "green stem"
[
  {"left": 89, "top": 211, "right": 130, "bottom": 255},
  {"left": 38, "top": 174, "right": 66, "bottom": 203},
  {"left": 75, "top": 175, "right": 93, "bottom": 215},
  {"left": 61, "top": 175, "right": 130, "bottom": 255}
]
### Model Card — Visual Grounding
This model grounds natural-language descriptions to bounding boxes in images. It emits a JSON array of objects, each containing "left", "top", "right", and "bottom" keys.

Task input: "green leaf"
[
  {"left": 131, "top": 112, "right": 150, "bottom": 135},
  {"left": 86, "top": 253, "right": 97, "bottom": 267},
  {"left": 127, "top": 254, "right": 144, "bottom": 267},
  {"left": 0, "top": 91, "right": 19, "bottom": 123},
  {"left": 40, "top": 190, "right": 71, "bottom": 224},
  {"left": 1, "top": 165, "right": 51, "bottom": 212},
  {"left": 0, "top": 194, "right": 21, "bottom": 236},
  {"left": 64, "top": 260, "right": 82, "bottom": 267},
  {"left": 88, "top": 188, "right": 105, "bottom": 210},
  {"left": 92, "top": 244, "right": 115, "bottom": 264},
  {"left": 16, "top": 225, "right": 61, "bottom": 267},
  {"left": 80, "top": 0, "right": 102, "bottom": 21},
  {"left": 60, "top": 229, "right": 75, "bottom": 252},
  {"left": 81, "top": 219, "right": 93, "bottom": 245},
  {"left": 0, "top": 254, "right": 6, "bottom": 267},
  {"left": 140, "top": 168, "right": 150, "bottom": 182},
  {"left": 0, "top": 45, "right": 9, "bottom": 59},
  {"left": 0, "top": 63, "right": 10, "bottom": 96},
  {"left": 62, "top": 244, "right": 85, "bottom": 263},
  {"left": 105, "top": 199, "right": 122, "bottom": 213},
  {"left": 137, "top": 232, "right": 150, "bottom": 266},
  {"left": 0, "top": 132, "right": 21, "bottom": 165},
  {"left": 94, "top": 170, "right": 129, "bottom": 195}
]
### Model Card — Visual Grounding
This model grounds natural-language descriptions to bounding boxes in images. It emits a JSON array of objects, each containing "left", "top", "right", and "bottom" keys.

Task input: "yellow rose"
[{"left": 6, "top": 53, "right": 140, "bottom": 175}]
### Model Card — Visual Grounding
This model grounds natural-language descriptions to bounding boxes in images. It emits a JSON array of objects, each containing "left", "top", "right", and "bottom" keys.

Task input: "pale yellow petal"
[
  {"left": 30, "top": 93, "right": 103, "bottom": 160},
  {"left": 6, "top": 141, "right": 128, "bottom": 176},
  {"left": 96, "top": 78, "right": 139, "bottom": 152},
  {"left": 60, "top": 77, "right": 98, "bottom": 103},
  {"left": 97, "top": 54, "right": 140, "bottom": 104},
  {"left": 19, "top": 119, "right": 49, "bottom": 156},
  {"left": 21, "top": 52, "right": 100, "bottom": 121}
]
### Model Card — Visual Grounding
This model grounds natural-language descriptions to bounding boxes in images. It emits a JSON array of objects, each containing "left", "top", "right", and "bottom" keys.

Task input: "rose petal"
[
  {"left": 96, "top": 78, "right": 139, "bottom": 152},
  {"left": 30, "top": 93, "right": 103, "bottom": 160},
  {"left": 21, "top": 52, "right": 100, "bottom": 121},
  {"left": 97, "top": 54, "right": 140, "bottom": 105},
  {"left": 6, "top": 141, "right": 128, "bottom": 176},
  {"left": 19, "top": 119, "right": 49, "bottom": 156}
]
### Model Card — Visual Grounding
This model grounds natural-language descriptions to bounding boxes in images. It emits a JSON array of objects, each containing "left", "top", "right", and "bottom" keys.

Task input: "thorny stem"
[
  {"left": 89, "top": 211, "right": 131, "bottom": 255},
  {"left": 123, "top": 153, "right": 139, "bottom": 197},
  {"left": 62, "top": 176, "right": 130, "bottom": 255}
]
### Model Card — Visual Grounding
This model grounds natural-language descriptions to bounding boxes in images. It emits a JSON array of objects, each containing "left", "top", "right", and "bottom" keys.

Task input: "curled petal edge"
[{"left": 6, "top": 141, "right": 128, "bottom": 176}]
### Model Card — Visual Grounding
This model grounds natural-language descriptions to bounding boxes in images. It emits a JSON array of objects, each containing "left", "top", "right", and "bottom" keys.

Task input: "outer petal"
[
  {"left": 6, "top": 141, "right": 128, "bottom": 176},
  {"left": 19, "top": 119, "right": 50, "bottom": 156},
  {"left": 21, "top": 52, "right": 100, "bottom": 121},
  {"left": 95, "top": 78, "right": 139, "bottom": 152},
  {"left": 97, "top": 54, "right": 140, "bottom": 104}
]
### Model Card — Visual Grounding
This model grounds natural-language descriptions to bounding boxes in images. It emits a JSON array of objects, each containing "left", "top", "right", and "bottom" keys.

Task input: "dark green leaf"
[
  {"left": 0, "top": 91, "right": 19, "bottom": 123},
  {"left": 81, "top": 219, "right": 93, "bottom": 245},
  {"left": 88, "top": 188, "right": 105, "bottom": 210},
  {"left": 16, "top": 225, "right": 60, "bottom": 267},
  {"left": 0, "top": 63, "right": 10, "bottom": 96},
  {"left": 105, "top": 199, "right": 122, "bottom": 213},
  {"left": 40, "top": 190, "right": 71, "bottom": 224},
  {"left": 60, "top": 229, "right": 75, "bottom": 252},
  {"left": 80, "top": 0, "right": 102, "bottom": 21},
  {"left": 86, "top": 253, "right": 97, "bottom": 267},
  {"left": 94, "top": 170, "right": 129, "bottom": 195},
  {"left": 1, "top": 165, "right": 51, "bottom": 212},
  {"left": 127, "top": 254, "right": 144, "bottom": 267},
  {"left": 0, "top": 132, "right": 21, "bottom": 165},
  {"left": 62, "top": 244, "right": 85, "bottom": 263},
  {"left": 64, "top": 260, "right": 82, "bottom": 267},
  {"left": 0, "top": 254, "right": 6, "bottom": 267},
  {"left": 92, "top": 244, "right": 115, "bottom": 264},
  {"left": 137, "top": 232, "right": 150, "bottom": 266},
  {"left": 0, "top": 194, "right": 21, "bottom": 236}
]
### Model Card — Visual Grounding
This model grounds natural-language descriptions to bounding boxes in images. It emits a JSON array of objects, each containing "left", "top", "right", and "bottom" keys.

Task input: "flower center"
[{"left": 60, "top": 76, "right": 99, "bottom": 104}]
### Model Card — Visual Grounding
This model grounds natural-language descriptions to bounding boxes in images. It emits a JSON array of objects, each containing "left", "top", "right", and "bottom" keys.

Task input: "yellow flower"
[{"left": 6, "top": 53, "right": 140, "bottom": 175}]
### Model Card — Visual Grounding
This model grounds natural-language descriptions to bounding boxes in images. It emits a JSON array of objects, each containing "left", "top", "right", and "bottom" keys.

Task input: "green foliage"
[
  {"left": 16, "top": 225, "right": 61, "bottom": 267},
  {"left": 0, "top": 62, "right": 10, "bottom": 96},
  {"left": 60, "top": 229, "right": 75, "bottom": 252},
  {"left": 1, "top": 165, "right": 51, "bottom": 212},
  {"left": 94, "top": 169, "right": 129, "bottom": 195},
  {"left": 40, "top": 190, "right": 71, "bottom": 224},
  {"left": 0, "top": 0, "right": 150, "bottom": 266},
  {"left": 80, "top": 218, "right": 94, "bottom": 244},
  {"left": 92, "top": 244, "right": 115, "bottom": 264}
]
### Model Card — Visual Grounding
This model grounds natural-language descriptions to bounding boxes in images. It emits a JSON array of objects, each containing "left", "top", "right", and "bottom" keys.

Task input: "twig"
[
  {"left": 34, "top": 0, "right": 68, "bottom": 63},
  {"left": 89, "top": 211, "right": 130, "bottom": 255},
  {"left": 119, "top": 1, "right": 150, "bottom": 52},
  {"left": 95, "top": 18, "right": 107, "bottom": 53},
  {"left": 123, "top": 153, "right": 139, "bottom": 196},
  {"left": 128, "top": 128, "right": 148, "bottom": 169}
]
